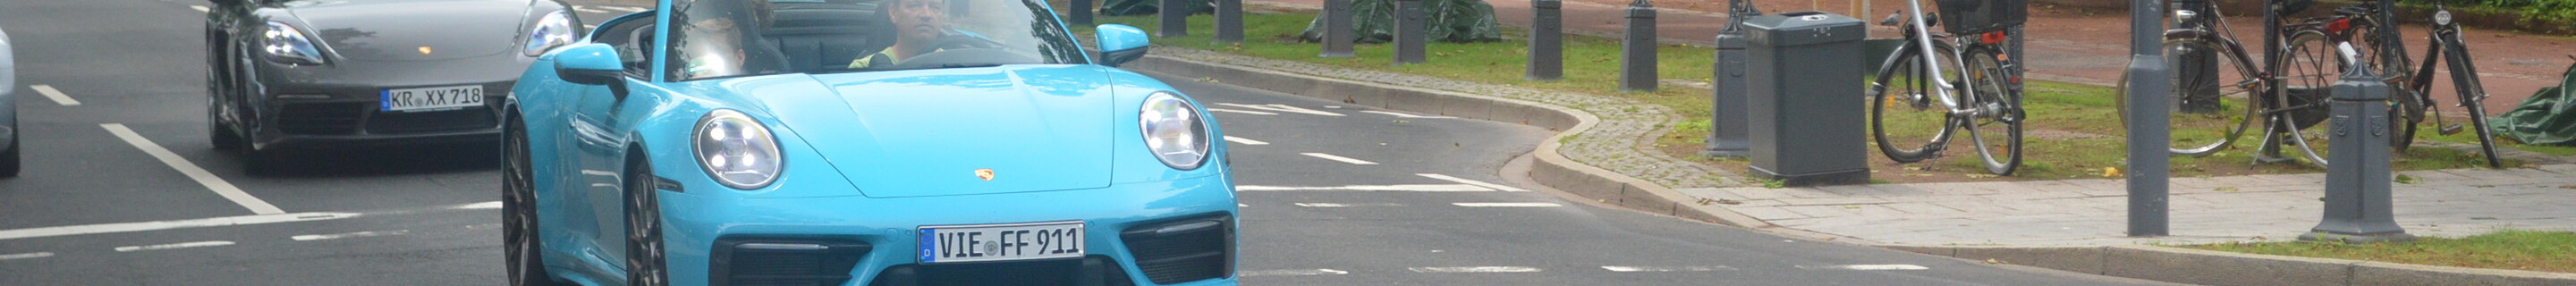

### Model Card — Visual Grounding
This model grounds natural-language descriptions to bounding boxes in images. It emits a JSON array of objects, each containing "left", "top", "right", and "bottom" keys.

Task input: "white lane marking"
[
  {"left": 189, "top": 4, "right": 208, "bottom": 12},
  {"left": 1452, "top": 202, "right": 1563, "bottom": 207},
  {"left": 602, "top": 5, "right": 649, "bottom": 12},
  {"left": 573, "top": 6, "right": 615, "bottom": 13},
  {"left": 103, "top": 123, "right": 285, "bottom": 214},
  {"left": 1241, "top": 268, "right": 1348, "bottom": 277},
  {"left": 0, "top": 252, "right": 55, "bottom": 261},
  {"left": 1601, "top": 265, "right": 1736, "bottom": 272},
  {"left": 580, "top": 169, "right": 622, "bottom": 178},
  {"left": 1409, "top": 266, "right": 1541, "bottom": 273},
  {"left": 1415, "top": 173, "right": 1528, "bottom": 191},
  {"left": 1360, "top": 110, "right": 1456, "bottom": 119},
  {"left": 30, "top": 85, "right": 82, "bottom": 106},
  {"left": 0, "top": 212, "right": 360, "bottom": 240},
  {"left": 1222, "top": 136, "right": 1269, "bottom": 145},
  {"left": 1802, "top": 265, "right": 1930, "bottom": 271},
  {"left": 1292, "top": 203, "right": 1403, "bottom": 207},
  {"left": 1237, "top": 184, "right": 1491, "bottom": 192},
  {"left": 291, "top": 230, "right": 410, "bottom": 241},
  {"left": 113, "top": 240, "right": 236, "bottom": 252},
  {"left": 1237, "top": 204, "right": 1248, "bottom": 207},
  {"left": 1215, "top": 103, "right": 1344, "bottom": 116},
  {"left": 1300, "top": 153, "right": 1378, "bottom": 164},
  {"left": 452, "top": 201, "right": 504, "bottom": 209},
  {"left": 1207, "top": 108, "right": 1277, "bottom": 115}
]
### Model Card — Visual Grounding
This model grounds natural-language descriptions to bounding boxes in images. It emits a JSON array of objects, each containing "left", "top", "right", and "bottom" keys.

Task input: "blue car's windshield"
[{"left": 665, "top": 0, "right": 1085, "bottom": 80}]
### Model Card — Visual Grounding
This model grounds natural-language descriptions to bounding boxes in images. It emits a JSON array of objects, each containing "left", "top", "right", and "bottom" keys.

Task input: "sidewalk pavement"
[
  {"left": 1240, "top": 0, "right": 2576, "bottom": 114},
  {"left": 1678, "top": 164, "right": 2576, "bottom": 246}
]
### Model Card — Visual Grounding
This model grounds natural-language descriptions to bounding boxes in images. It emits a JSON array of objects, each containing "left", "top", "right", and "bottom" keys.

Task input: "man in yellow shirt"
[{"left": 849, "top": 0, "right": 950, "bottom": 69}]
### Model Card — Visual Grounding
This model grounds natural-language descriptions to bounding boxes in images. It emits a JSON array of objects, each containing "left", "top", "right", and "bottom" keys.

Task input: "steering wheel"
[{"left": 886, "top": 35, "right": 1038, "bottom": 70}]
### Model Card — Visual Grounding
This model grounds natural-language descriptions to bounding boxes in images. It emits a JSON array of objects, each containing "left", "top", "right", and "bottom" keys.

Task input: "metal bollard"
[
  {"left": 1216, "top": 0, "right": 1243, "bottom": 43},
  {"left": 1394, "top": 0, "right": 1428, "bottom": 64},
  {"left": 1527, "top": 0, "right": 1563, "bottom": 80},
  {"left": 1069, "top": 0, "right": 1093, "bottom": 26},
  {"left": 1319, "top": 0, "right": 1356, "bottom": 57},
  {"left": 1703, "top": 0, "right": 1754, "bottom": 157},
  {"left": 2299, "top": 47, "right": 2416, "bottom": 244},
  {"left": 1618, "top": 0, "right": 1657, "bottom": 92},
  {"left": 1158, "top": 0, "right": 1188, "bottom": 37},
  {"left": 2123, "top": 0, "right": 2170, "bottom": 237}
]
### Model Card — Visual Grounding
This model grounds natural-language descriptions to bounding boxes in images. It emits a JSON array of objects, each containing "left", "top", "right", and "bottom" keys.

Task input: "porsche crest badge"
[
  {"left": 418, "top": 46, "right": 434, "bottom": 55},
  {"left": 974, "top": 169, "right": 995, "bottom": 181}
]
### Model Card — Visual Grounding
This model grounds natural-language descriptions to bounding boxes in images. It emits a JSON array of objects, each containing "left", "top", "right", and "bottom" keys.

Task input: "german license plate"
[
  {"left": 918, "top": 221, "right": 1084, "bottom": 264},
  {"left": 380, "top": 85, "right": 485, "bottom": 112}
]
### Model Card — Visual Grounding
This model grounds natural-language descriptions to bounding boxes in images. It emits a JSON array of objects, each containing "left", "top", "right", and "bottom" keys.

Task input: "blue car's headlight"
[
  {"left": 694, "top": 109, "right": 783, "bottom": 189},
  {"left": 522, "top": 11, "right": 574, "bottom": 56},
  {"left": 261, "top": 21, "right": 325, "bottom": 65},
  {"left": 1140, "top": 92, "right": 1211, "bottom": 170}
]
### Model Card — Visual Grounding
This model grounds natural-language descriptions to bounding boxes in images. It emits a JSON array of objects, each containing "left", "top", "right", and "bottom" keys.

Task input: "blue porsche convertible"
[{"left": 503, "top": 0, "right": 1237, "bottom": 285}]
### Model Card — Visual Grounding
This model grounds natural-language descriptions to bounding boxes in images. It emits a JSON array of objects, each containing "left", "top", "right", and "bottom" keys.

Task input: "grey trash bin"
[{"left": 1744, "top": 11, "right": 1867, "bottom": 187}]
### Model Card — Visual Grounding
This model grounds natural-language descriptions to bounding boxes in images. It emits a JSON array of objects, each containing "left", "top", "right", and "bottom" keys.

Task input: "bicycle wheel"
[
  {"left": 2347, "top": 17, "right": 2426, "bottom": 152},
  {"left": 2441, "top": 38, "right": 2505, "bottom": 168},
  {"left": 1960, "top": 46, "right": 2021, "bottom": 175},
  {"left": 2277, "top": 30, "right": 2343, "bottom": 166},
  {"left": 1870, "top": 39, "right": 1968, "bottom": 163},
  {"left": 2114, "top": 36, "right": 2260, "bottom": 156}
]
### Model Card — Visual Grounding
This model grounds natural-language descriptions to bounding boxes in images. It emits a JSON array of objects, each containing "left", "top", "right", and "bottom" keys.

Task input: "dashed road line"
[
  {"left": 600, "top": 5, "right": 649, "bottom": 12},
  {"left": 1300, "top": 153, "right": 1377, "bottom": 164},
  {"left": 1240, "top": 268, "right": 1348, "bottom": 277},
  {"left": 1237, "top": 184, "right": 1491, "bottom": 192},
  {"left": 104, "top": 123, "right": 284, "bottom": 214},
  {"left": 1207, "top": 108, "right": 1277, "bottom": 115},
  {"left": 1601, "top": 265, "right": 1736, "bottom": 272},
  {"left": 1409, "top": 266, "right": 1541, "bottom": 273},
  {"left": 452, "top": 201, "right": 503, "bottom": 210},
  {"left": 1360, "top": 110, "right": 1456, "bottom": 119},
  {"left": 1451, "top": 202, "right": 1563, "bottom": 207},
  {"left": 113, "top": 240, "right": 236, "bottom": 252},
  {"left": 1292, "top": 203, "right": 1404, "bottom": 207},
  {"left": 573, "top": 6, "right": 615, "bottom": 13},
  {"left": 0, "top": 212, "right": 360, "bottom": 240},
  {"left": 1802, "top": 265, "right": 1930, "bottom": 271},
  {"left": 291, "top": 230, "right": 411, "bottom": 241},
  {"left": 188, "top": 4, "right": 208, "bottom": 12},
  {"left": 1415, "top": 173, "right": 1527, "bottom": 191},
  {"left": 1222, "top": 136, "right": 1269, "bottom": 145},
  {"left": 30, "top": 85, "right": 81, "bottom": 106},
  {"left": 1215, "top": 103, "right": 1343, "bottom": 116},
  {"left": 0, "top": 252, "right": 54, "bottom": 261}
]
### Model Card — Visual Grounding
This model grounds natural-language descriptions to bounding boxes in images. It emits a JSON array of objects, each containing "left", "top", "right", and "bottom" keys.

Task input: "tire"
[
  {"left": 208, "top": 34, "right": 242, "bottom": 151},
  {"left": 2115, "top": 35, "right": 2260, "bottom": 157},
  {"left": 623, "top": 153, "right": 668, "bottom": 286},
  {"left": 1960, "top": 46, "right": 2021, "bottom": 175},
  {"left": 2443, "top": 39, "right": 2504, "bottom": 168},
  {"left": 2277, "top": 30, "right": 2343, "bottom": 167},
  {"left": 209, "top": 96, "right": 243, "bottom": 151},
  {"left": 504, "top": 114, "right": 565, "bottom": 286},
  {"left": 1869, "top": 39, "right": 1967, "bottom": 164},
  {"left": 1, "top": 122, "right": 19, "bottom": 178}
]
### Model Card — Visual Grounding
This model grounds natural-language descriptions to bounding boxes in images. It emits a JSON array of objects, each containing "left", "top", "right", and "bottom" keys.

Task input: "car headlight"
[
  {"left": 262, "top": 21, "right": 325, "bottom": 65},
  {"left": 523, "top": 10, "right": 574, "bottom": 56},
  {"left": 1140, "top": 92, "right": 1211, "bottom": 170},
  {"left": 694, "top": 109, "right": 783, "bottom": 189}
]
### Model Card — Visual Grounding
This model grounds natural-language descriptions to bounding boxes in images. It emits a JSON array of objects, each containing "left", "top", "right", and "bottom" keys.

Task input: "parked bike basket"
[{"left": 1935, "top": 0, "right": 2026, "bottom": 34}]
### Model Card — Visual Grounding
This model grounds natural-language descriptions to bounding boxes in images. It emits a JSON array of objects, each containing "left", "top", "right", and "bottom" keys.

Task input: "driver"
[{"left": 848, "top": 0, "right": 949, "bottom": 69}]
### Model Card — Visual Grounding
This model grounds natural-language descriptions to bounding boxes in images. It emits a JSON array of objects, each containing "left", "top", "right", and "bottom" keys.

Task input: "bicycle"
[
  {"left": 2329, "top": 0, "right": 2504, "bottom": 168},
  {"left": 2115, "top": 0, "right": 2351, "bottom": 167},
  {"left": 1867, "top": 0, "right": 2025, "bottom": 175}
]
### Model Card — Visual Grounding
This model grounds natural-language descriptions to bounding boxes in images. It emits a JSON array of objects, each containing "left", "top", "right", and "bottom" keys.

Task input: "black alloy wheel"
[
  {"left": 623, "top": 154, "right": 669, "bottom": 286},
  {"left": 504, "top": 115, "right": 564, "bottom": 286}
]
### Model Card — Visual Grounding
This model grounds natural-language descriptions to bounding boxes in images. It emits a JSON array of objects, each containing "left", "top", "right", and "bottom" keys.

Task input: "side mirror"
[
  {"left": 1095, "top": 24, "right": 1149, "bottom": 67},
  {"left": 553, "top": 43, "right": 624, "bottom": 86}
]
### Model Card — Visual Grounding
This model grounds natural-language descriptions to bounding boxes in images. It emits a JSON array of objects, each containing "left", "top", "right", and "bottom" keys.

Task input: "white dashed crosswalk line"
[
  {"left": 1235, "top": 184, "right": 1491, "bottom": 192},
  {"left": 1300, "top": 153, "right": 1377, "bottom": 164},
  {"left": 1292, "top": 203, "right": 1403, "bottom": 207},
  {"left": 0, "top": 252, "right": 53, "bottom": 261},
  {"left": 113, "top": 240, "right": 235, "bottom": 252},
  {"left": 291, "top": 230, "right": 410, "bottom": 241},
  {"left": 1801, "top": 265, "right": 1930, "bottom": 271},
  {"left": 1207, "top": 108, "right": 1276, "bottom": 115},
  {"left": 1241, "top": 268, "right": 1349, "bottom": 277},
  {"left": 1415, "top": 173, "right": 1526, "bottom": 191},
  {"left": 1409, "top": 266, "right": 1541, "bottom": 273},
  {"left": 1360, "top": 110, "right": 1456, "bottom": 119},
  {"left": 1600, "top": 265, "right": 1736, "bottom": 272},
  {"left": 1222, "top": 136, "right": 1269, "bottom": 145},
  {"left": 1215, "top": 103, "right": 1343, "bottom": 116},
  {"left": 189, "top": 4, "right": 207, "bottom": 12},
  {"left": 1451, "top": 202, "right": 1563, "bottom": 207},
  {"left": 30, "top": 85, "right": 81, "bottom": 106}
]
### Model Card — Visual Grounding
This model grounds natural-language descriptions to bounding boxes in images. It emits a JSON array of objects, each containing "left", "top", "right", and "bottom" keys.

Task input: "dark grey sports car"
[{"left": 204, "top": 0, "right": 577, "bottom": 173}]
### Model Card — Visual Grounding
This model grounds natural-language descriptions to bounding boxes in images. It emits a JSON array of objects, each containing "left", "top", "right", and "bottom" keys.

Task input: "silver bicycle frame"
[{"left": 1903, "top": 0, "right": 1974, "bottom": 114}]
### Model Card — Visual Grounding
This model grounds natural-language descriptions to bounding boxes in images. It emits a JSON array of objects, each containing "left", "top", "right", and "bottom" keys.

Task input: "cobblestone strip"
[{"left": 1150, "top": 47, "right": 1741, "bottom": 188}]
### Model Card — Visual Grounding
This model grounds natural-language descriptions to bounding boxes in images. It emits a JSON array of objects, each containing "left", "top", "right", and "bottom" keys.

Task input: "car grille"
[
  {"left": 366, "top": 107, "right": 497, "bottom": 134},
  {"left": 710, "top": 238, "right": 871, "bottom": 286},
  {"left": 274, "top": 102, "right": 367, "bottom": 135},
  {"left": 1120, "top": 215, "right": 1233, "bottom": 284}
]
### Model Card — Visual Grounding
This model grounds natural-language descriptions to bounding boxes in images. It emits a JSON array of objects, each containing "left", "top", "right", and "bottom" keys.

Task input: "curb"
[
  {"left": 1888, "top": 244, "right": 2576, "bottom": 286},
  {"left": 1121, "top": 53, "right": 1773, "bottom": 229}
]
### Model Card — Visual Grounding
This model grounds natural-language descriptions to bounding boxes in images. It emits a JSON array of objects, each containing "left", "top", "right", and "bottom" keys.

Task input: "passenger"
[
  {"left": 848, "top": 0, "right": 950, "bottom": 69},
  {"left": 674, "top": 0, "right": 789, "bottom": 79}
]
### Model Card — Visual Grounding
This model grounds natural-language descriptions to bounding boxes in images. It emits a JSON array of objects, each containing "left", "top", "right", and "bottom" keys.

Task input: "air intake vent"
[
  {"left": 274, "top": 102, "right": 366, "bottom": 135},
  {"left": 1120, "top": 215, "right": 1232, "bottom": 284},
  {"left": 710, "top": 237, "right": 870, "bottom": 286}
]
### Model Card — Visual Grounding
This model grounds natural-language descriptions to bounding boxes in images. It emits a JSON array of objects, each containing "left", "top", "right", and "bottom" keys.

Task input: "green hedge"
[{"left": 2402, "top": 0, "right": 2576, "bottom": 25}]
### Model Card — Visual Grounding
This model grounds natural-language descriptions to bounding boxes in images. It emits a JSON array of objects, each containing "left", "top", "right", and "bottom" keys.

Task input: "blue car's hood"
[{"left": 766, "top": 66, "right": 1114, "bottom": 198}]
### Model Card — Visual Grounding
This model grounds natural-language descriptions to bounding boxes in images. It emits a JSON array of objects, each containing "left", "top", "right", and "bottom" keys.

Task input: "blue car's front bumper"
[{"left": 655, "top": 174, "right": 1240, "bottom": 286}]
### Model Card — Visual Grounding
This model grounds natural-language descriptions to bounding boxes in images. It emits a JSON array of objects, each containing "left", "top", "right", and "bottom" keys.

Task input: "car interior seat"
[{"left": 765, "top": 1, "right": 894, "bottom": 72}]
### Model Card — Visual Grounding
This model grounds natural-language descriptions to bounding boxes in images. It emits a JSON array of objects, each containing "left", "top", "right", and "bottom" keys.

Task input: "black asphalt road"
[{"left": 0, "top": 1, "right": 2170, "bottom": 285}]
